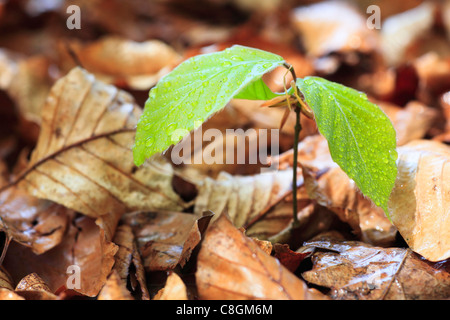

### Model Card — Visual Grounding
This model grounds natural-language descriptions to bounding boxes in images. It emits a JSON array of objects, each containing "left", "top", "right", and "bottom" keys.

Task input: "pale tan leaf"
[
  {"left": 58, "top": 36, "right": 181, "bottom": 90},
  {"left": 0, "top": 186, "right": 74, "bottom": 254},
  {"left": 193, "top": 169, "right": 294, "bottom": 229},
  {"left": 6, "top": 67, "right": 187, "bottom": 218},
  {"left": 153, "top": 272, "right": 188, "bottom": 300},
  {"left": 388, "top": 140, "right": 450, "bottom": 261},
  {"left": 15, "top": 273, "right": 58, "bottom": 300},
  {"left": 381, "top": 3, "right": 436, "bottom": 66},
  {"left": 196, "top": 214, "right": 328, "bottom": 300},
  {"left": 291, "top": 1, "right": 379, "bottom": 57},
  {"left": 3, "top": 215, "right": 118, "bottom": 297},
  {"left": 0, "top": 49, "right": 54, "bottom": 123},
  {"left": 301, "top": 237, "right": 450, "bottom": 300}
]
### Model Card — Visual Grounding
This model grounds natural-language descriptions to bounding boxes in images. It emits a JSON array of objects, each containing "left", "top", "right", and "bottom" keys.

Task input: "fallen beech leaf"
[
  {"left": 196, "top": 214, "right": 328, "bottom": 300},
  {"left": 291, "top": 1, "right": 379, "bottom": 58},
  {"left": 0, "top": 186, "right": 74, "bottom": 254},
  {"left": 381, "top": 3, "right": 436, "bottom": 66},
  {"left": 388, "top": 140, "right": 450, "bottom": 261},
  {"left": 15, "top": 273, "right": 58, "bottom": 300},
  {"left": 153, "top": 272, "right": 188, "bottom": 300},
  {"left": 97, "top": 270, "right": 133, "bottom": 300},
  {"left": 0, "top": 49, "right": 55, "bottom": 124},
  {"left": 5, "top": 67, "right": 188, "bottom": 218},
  {"left": 111, "top": 224, "right": 149, "bottom": 300},
  {"left": 3, "top": 215, "right": 118, "bottom": 297},
  {"left": 59, "top": 36, "right": 181, "bottom": 90},
  {"left": 298, "top": 135, "right": 397, "bottom": 246},
  {"left": 122, "top": 211, "right": 212, "bottom": 272},
  {"left": 193, "top": 169, "right": 294, "bottom": 229},
  {"left": 301, "top": 238, "right": 450, "bottom": 300}
]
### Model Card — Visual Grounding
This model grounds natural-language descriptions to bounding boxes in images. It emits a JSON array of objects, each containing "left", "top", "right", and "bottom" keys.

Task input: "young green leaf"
[
  {"left": 233, "top": 78, "right": 282, "bottom": 101},
  {"left": 296, "top": 77, "right": 398, "bottom": 214},
  {"left": 133, "top": 45, "right": 285, "bottom": 166}
]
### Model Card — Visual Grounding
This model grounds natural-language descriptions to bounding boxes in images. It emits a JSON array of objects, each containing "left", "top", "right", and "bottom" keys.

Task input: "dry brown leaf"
[
  {"left": 58, "top": 36, "right": 181, "bottom": 90},
  {"left": 3, "top": 215, "right": 118, "bottom": 297},
  {"left": 301, "top": 237, "right": 450, "bottom": 300},
  {"left": 0, "top": 186, "right": 74, "bottom": 254},
  {"left": 111, "top": 224, "right": 149, "bottom": 300},
  {"left": 291, "top": 1, "right": 379, "bottom": 58},
  {"left": 196, "top": 214, "right": 328, "bottom": 300},
  {"left": 388, "top": 140, "right": 450, "bottom": 262},
  {"left": 122, "top": 211, "right": 212, "bottom": 272},
  {"left": 153, "top": 272, "right": 188, "bottom": 300},
  {"left": 0, "top": 49, "right": 55, "bottom": 124},
  {"left": 4, "top": 67, "right": 188, "bottom": 218},
  {"left": 381, "top": 2, "right": 436, "bottom": 66},
  {"left": 97, "top": 270, "right": 134, "bottom": 300},
  {"left": 193, "top": 169, "right": 294, "bottom": 229},
  {"left": 14, "top": 273, "right": 58, "bottom": 300},
  {"left": 273, "top": 243, "right": 310, "bottom": 273}
]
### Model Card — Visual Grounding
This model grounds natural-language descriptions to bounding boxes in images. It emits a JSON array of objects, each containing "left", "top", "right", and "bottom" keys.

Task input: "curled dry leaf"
[
  {"left": 196, "top": 214, "right": 328, "bottom": 300},
  {"left": 291, "top": 1, "right": 379, "bottom": 59},
  {"left": 97, "top": 270, "right": 134, "bottom": 300},
  {"left": 0, "top": 186, "right": 74, "bottom": 254},
  {"left": 153, "top": 272, "right": 188, "bottom": 300},
  {"left": 381, "top": 2, "right": 436, "bottom": 66},
  {"left": 194, "top": 169, "right": 294, "bottom": 229},
  {"left": 122, "top": 211, "right": 212, "bottom": 272},
  {"left": 111, "top": 224, "right": 149, "bottom": 300},
  {"left": 301, "top": 237, "right": 450, "bottom": 300},
  {"left": 59, "top": 36, "right": 181, "bottom": 90},
  {"left": 15, "top": 273, "right": 58, "bottom": 300},
  {"left": 3, "top": 215, "right": 118, "bottom": 297},
  {"left": 298, "top": 135, "right": 397, "bottom": 246},
  {"left": 388, "top": 140, "right": 450, "bottom": 262},
  {"left": 4, "top": 67, "right": 188, "bottom": 218}
]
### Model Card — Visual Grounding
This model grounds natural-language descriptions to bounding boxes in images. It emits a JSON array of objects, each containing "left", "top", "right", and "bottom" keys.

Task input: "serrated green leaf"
[
  {"left": 296, "top": 76, "right": 398, "bottom": 214},
  {"left": 133, "top": 45, "right": 285, "bottom": 166},
  {"left": 234, "top": 78, "right": 282, "bottom": 100}
]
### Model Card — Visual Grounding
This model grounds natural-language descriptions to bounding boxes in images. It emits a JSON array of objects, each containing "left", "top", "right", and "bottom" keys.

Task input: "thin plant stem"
[{"left": 292, "top": 106, "right": 302, "bottom": 226}]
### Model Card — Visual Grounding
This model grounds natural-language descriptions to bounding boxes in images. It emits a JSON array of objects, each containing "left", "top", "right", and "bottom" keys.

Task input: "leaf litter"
[{"left": 0, "top": 0, "right": 449, "bottom": 300}]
